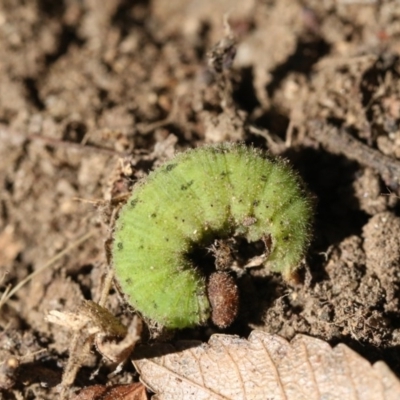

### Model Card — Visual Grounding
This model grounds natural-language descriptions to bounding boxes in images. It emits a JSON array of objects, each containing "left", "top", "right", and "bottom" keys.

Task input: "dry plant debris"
[
  {"left": 0, "top": 357, "right": 20, "bottom": 391},
  {"left": 133, "top": 331, "right": 400, "bottom": 400},
  {"left": 47, "top": 301, "right": 141, "bottom": 399},
  {"left": 308, "top": 121, "right": 400, "bottom": 191},
  {"left": 72, "top": 383, "right": 148, "bottom": 400}
]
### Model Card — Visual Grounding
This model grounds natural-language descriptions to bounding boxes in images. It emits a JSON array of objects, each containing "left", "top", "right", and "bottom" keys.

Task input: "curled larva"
[{"left": 112, "top": 143, "right": 313, "bottom": 329}]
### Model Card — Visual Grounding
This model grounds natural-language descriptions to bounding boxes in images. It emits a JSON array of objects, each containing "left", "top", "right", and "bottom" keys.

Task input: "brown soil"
[{"left": 1, "top": 0, "right": 400, "bottom": 398}]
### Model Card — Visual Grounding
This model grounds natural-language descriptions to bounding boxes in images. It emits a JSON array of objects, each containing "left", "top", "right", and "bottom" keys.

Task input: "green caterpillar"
[{"left": 112, "top": 143, "right": 313, "bottom": 329}]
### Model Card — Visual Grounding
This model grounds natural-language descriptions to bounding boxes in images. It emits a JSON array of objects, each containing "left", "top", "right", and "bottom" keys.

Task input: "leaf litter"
[{"left": 134, "top": 331, "right": 400, "bottom": 400}]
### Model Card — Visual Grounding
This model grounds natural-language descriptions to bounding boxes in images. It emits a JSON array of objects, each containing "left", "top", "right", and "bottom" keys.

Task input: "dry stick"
[
  {"left": 0, "top": 230, "right": 95, "bottom": 310},
  {"left": 99, "top": 268, "right": 115, "bottom": 307},
  {"left": 0, "top": 272, "right": 12, "bottom": 305},
  {"left": 248, "top": 125, "right": 286, "bottom": 155},
  {"left": 2, "top": 230, "right": 95, "bottom": 396},
  {"left": 28, "top": 133, "right": 129, "bottom": 158},
  {"left": 0, "top": 122, "right": 130, "bottom": 158},
  {"left": 58, "top": 267, "right": 114, "bottom": 399},
  {"left": 308, "top": 121, "right": 400, "bottom": 189},
  {"left": 59, "top": 330, "right": 93, "bottom": 400}
]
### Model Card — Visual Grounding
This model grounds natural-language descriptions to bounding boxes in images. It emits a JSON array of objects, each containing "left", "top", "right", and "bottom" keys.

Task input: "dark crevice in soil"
[
  {"left": 23, "top": 78, "right": 45, "bottom": 110},
  {"left": 291, "top": 148, "right": 369, "bottom": 247},
  {"left": 233, "top": 67, "right": 260, "bottom": 113},
  {"left": 266, "top": 36, "right": 331, "bottom": 97},
  {"left": 360, "top": 55, "right": 400, "bottom": 139},
  {"left": 253, "top": 108, "right": 290, "bottom": 138},
  {"left": 195, "top": 21, "right": 212, "bottom": 60},
  {"left": 62, "top": 121, "right": 88, "bottom": 143},
  {"left": 66, "top": 264, "right": 95, "bottom": 300},
  {"left": 37, "top": 0, "right": 66, "bottom": 18},
  {"left": 45, "top": 25, "right": 85, "bottom": 67},
  {"left": 111, "top": 0, "right": 155, "bottom": 41}
]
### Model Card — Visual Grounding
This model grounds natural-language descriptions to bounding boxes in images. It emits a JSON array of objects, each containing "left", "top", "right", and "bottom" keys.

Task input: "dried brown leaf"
[
  {"left": 72, "top": 383, "right": 148, "bottom": 400},
  {"left": 133, "top": 331, "right": 400, "bottom": 400}
]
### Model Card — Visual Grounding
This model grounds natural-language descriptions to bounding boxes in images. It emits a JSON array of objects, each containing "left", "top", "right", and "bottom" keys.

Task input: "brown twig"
[
  {"left": 0, "top": 122, "right": 131, "bottom": 158},
  {"left": 308, "top": 121, "right": 400, "bottom": 190},
  {"left": 28, "top": 133, "right": 129, "bottom": 158},
  {"left": 0, "top": 230, "right": 95, "bottom": 310}
]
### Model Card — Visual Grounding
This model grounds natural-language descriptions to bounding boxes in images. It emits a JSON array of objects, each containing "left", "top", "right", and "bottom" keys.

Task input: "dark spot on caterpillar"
[
  {"left": 260, "top": 175, "right": 268, "bottom": 182},
  {"left": 181, "top": 180, "right": 194, "bottom": 191},
  {"left": 207, "top": 272, "right": 239, "bottom": 328},
  {"left": 165, "top": 163, "right": 177, "bottom": 172},
  {"left": 130, "top": 199, "right": 138, "bottom": 208},
  {"left": 253, "top": 200, "right": 260, "bottom": 207},
  {"left": 165, "top": 238, "right": 169, "bottom": 242},
  {"left": 151, "top": 213, "right": 157, "bottom": 218},
  {"left": 126, "top": 278, "right": 132, "bottom": 285},
  {"left": 117, "top": 242, "right": 123, "bottom": 250}
]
